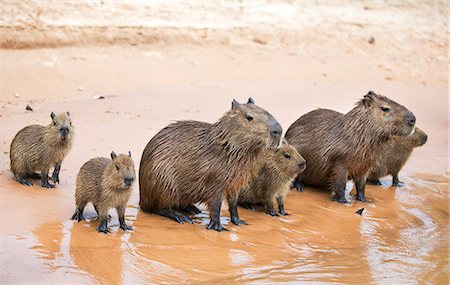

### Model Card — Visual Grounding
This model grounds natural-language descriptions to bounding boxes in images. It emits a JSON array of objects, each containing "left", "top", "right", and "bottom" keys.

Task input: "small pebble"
[{"left": 25, "top": 104, "right": 33, "bottom": 111}]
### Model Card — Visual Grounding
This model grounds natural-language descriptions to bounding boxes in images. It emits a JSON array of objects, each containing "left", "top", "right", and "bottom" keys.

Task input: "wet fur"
[
  {"left": 367, "top": 127, "right": 427, "bottom": 186},
  {"left": 238, "top": 143, "right": 305, "bottom": 216},
  {"left": 139, "top": 99, "right": 282, "bottom": 231},
  {"left": 285, "top": 92, "right": 415, "bottom": 203},
  {"left": 10, "top": 112, "right": 73, "bottom": 188}
]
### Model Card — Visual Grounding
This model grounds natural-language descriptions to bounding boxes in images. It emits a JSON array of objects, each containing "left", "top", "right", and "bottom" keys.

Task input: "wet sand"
[{"left": 1, "top": 2, "right": 449, "bottom": 284}]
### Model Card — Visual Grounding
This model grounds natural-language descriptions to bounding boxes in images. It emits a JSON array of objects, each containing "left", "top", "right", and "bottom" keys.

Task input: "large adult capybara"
[
  {"left": 139, "top": 98, "right": 282, "bottom": 231},
  {"left": 71, "top": 151, "right": 136, "bottom": 234},
  {"left": 367, "top": 127, "right": 427, "bottom": 186},
  {"left": 238, "top": 141, "right": 306, "bottom": 216},
  {"left": 10, "top": 112, "right": 74, "bottom": 188},
  {"left": 285, "top": 91, "right": 416, "bottom": 203}
]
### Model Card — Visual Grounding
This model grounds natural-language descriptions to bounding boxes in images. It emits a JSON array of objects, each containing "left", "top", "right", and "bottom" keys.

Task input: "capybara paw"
[
  {"left": 183, "top": 205, "right": 202, "bottom": 215},
  {"left": 266, "top": 210, "right": 279, "bottom": 217},
  {"left": 332, "top": 195, "right": 348, "bottom": 204},
  {"left": 70, "top": 210, "right": 85, "bottom": 222},
  {"left": 41, "top": 181, "right": 55, "bottom": 189},
  {"left": 120, "top": 224, "right": 133, "bottom": 231},
  {"left": 29, "top": 172, "right": 41, "bottom": 180},
  {"left": 279, "top": 210, "right": 289, "bottom": 216},
  {"left": 295, "top": 182, "right": 304, "bottom": 192},
  {"left": 367, "top": 180, "right": 382, "bottom": 186},
  {"left": 231, "top": 217, "right": 247, "bottom": 226},
  {"left": 96, "top": 226, "right": 110, "bottom": 234},
  {"left": 17, "top": 179, "right": 33, "bottom": 186},
  {"left": 206, "top": 221, "right": 228, "bottom": 232},
  {"left": 355, "top": 194, "right": 366, "bottom": 202},
  {"left": 51, "top": 173, "right": 60, "bottom": 184},
  {"left": 392, "top": 181, "right": 404, "bottom": 187},
  {"left": 239, "top": 202, "right": 255, "bottom": 210}
]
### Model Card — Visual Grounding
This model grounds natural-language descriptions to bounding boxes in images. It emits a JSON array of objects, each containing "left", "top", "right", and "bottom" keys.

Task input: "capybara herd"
[{"left": 9, "top": 92, "right": 427, "bottom": 233}]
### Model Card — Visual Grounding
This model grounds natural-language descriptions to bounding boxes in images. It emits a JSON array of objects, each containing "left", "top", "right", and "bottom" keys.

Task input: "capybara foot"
[
  {"left": 16, "top": 177, "right": 33, "bottom": 186},
  {"left": 41, "top": 181, "right": 55, "bottom": 189},
  {"left": 392, "top": 181, "right": 404, "bottom": 187},
  {"left": 51, "top": 173, "right": 60, "bottom": 184},
  {"left": 332, "top": 194, "right": 348, "bottom": 204},
  {"left": 97, "top": 220, "right": 109, "bottom": 234},
  {"left": 154, "top": 209, "right": 192, "bottom": 224},
  {"left": 71, "top": 209, "right": 85, "bottom": 222},
  {"left": 206, "top": 220, "right": 228, "bottom": 232},
  {"left": 355, "top": 193, "right": 367, "bottom": 202},
  {"left": 28, "top": 172, "right": 41, "bottom": 180},
  {"left": 239, "top": 202, "right": 255, "bottom": 210},
  {"left": 230, "top": 216, "right": 247, "bottom": 226},
  {"left": 266, "top": 210, "right": 280, "bottom": 217},
  {"left": 366, "top": 179, "right": 382, "bottom": 185},
  {"left": 279, "top": 210, "right": 289, "bottom": 216},
  {"left": 120, "top": 223, "right": 133, "bottom": 231}
]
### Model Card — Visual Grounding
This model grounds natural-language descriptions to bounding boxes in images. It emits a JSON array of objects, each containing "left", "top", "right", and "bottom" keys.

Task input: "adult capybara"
[
  {"left": 367, "top": 127, "right": 427, "bottom": 186},
  {"left": 71, "top": 151, "right": 136, "bottom": 234},
  {"left": 285, "top": 91, "right": 416, "bottom": 203},
  {"left": 139, "top": 98, "right": 282, "bottom": 231},
  {"left": 10, "top": 112, "right": 74, "bottom": 188},
  {"left": 238, "top": 142, "right": 306, "bottom": 216}
]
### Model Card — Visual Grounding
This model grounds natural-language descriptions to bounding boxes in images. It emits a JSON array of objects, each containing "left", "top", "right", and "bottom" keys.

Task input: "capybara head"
[
  {"left": 49, "top": 112, "right": 73, "bottom": 141},
  {"left": 271, "top": 142, "right": 306, "bottom": 177},
  {"left": 218, "top": 98, "right": 282, "bottom": 151},
  {"left": 359, "top": 91, "right": 416, "bottom": 137},
  {"left": 407, "top": 127, "right": 428, "bottom": 147},
  {"left": 107, "top": 151, "right": 136, "bottom": 189}
]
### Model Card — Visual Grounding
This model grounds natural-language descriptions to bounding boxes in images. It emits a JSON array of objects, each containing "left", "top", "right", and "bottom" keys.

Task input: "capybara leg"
[
  {"left": 265, "top": 200, "right": 279, "bottom": 216},
  {"left": 40, "top": 170, "right": 55, "bottom": 189},
  {"left": 15, "top": 175, "right": 33, "bottom": 186},
  {"left": 392, "top": 174, "right": 404, "bottom": 187},
  {"left": 354, "top": 176, "right": 367, "bottom": 202},
  {"left": 94, "top": 204, "right": 112, "bottom": 220},
  {"left": 332, "top": 168, "right": 348, "bottom": 203},
  {"left": 117, "top": 206, "right": 133, "bottom": 231},
  {"left": 277, "top": 196, "right": 289, "bottom": 216},
  {"left": 154, "top": 209, "right": 192, "bottom": 224},
  {"left": 51, "top": 161, "right": 61, "bottom": 184},
  {"left": 366, "top": 179, "right": 382, "bottom": 185},
  {"left": 27, "top": 172, "right": 41, "bottom": 180},
  {"left": 228, "top": 195, "right": 247, "bottom": 226},
  {"left": 290, "top": 176, "right": 304, "bottom": 192},
  {"left": 71, "top": 207, "right": 85, "bottom": 222},
  {"left": 206, "top": 195, "right": 227, "bottom": 232},
  {"left": 96, "top": 208, "right": 110, "bottom": 234},
  {"left": 238, "top": 202, "right": 255, "bottom": 210}
]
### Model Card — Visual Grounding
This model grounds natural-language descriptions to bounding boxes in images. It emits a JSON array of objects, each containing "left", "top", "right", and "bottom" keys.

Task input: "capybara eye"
[
  {"left": 115, "top": 164, "right": 120, "bottom": 171},
  {"left": 284, "top": 153, "right": 291, "bottom": 159},
  {"left": 246, "top": 115, "right": 254, "bottom": 122},
  {"left": 381, "top": 106, "right": 390, "bottom": 112}
]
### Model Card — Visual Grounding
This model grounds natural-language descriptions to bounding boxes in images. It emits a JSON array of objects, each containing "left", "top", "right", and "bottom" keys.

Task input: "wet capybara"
[
  {"left": 10, "top": 112, "right": 74, "bottom": 188},
  {"left": 139, "top": 98, "right": 282, "bottom": 231},
  {"left": 238, "top": 141, "right": 306, "bottom": 216},
  {"left": 367, "top": 127, "right": 427, "bottom": 186},
  {"left": 71, "top": 151, "right": 136, "bottom": 234},
  {"left": 285, "top": 91, "right": 416, "bottom": 203}
]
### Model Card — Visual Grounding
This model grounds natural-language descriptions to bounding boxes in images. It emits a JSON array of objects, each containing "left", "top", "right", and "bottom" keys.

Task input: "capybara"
[
  {"left": 367, "top": 127, "right": 427, "bottom": 186},
  {"left": 285, "top": 91, "right": 416, "bottom": 203},
  {"left": 10, "top": 112, "right": 74, "bottom": 188},
  {"left": 238, "top": 142, "right": 306, "bottom": 216},
  {"left": 139, "top": 98, "right": 282, "bottom": 231},
  {"left": 71, "top": 151, "right": 136, "bottom": 234}
]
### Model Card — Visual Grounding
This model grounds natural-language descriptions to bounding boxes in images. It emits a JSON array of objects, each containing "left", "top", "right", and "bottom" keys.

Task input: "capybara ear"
[
  {"left": 231, "top": 99, "right": 240, "bottom": 110},
  {"left": 128, "top": 151, "right": 132, "bottom": 157},
  {"left": 362, "top": 91, "right": 377, "bottom": 107},
  {"left": 247, "top": 97, "right": 255, "bottom": 105},
  {"left": 67, "top": 111, "right": 71, "bottom": 117},
  {"left": 111, "top": 151, "right": 117, "bottom": 160},
  {"left": 51, "top": 112, "right": 56, "bottom": 120}
]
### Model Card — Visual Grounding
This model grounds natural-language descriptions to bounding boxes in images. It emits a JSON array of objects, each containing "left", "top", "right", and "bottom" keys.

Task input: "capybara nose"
[
  {"left": 60, "top": 127, "right": 69, "bottom": 139},
  {"left": 298, "top": 161, "right": 306, "bottom": 171},
  {"left": 124, "top": 176, "right": 134, "bottom": 187},
  {"left": 270, "top": 122, "right": 283, "bottom": 138},
  {"left": 406, "top": 111, "right": 416, "bottom": 126},
  {"left": 421, "top": 134, "right": 428, "bottom": 145}
]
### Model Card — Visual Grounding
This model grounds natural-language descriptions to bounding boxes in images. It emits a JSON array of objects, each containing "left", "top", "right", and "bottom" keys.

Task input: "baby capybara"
[
  {"left": 71, "top": 151, "right": 136, "bottom": 234},
  {"left": 285, "top": 91, "right": 416, "bottom": 203},
  {"left": 139, "top": 98, "right": 282, "bottom": 231},
  {"left": 10, "top": 112, "right": 74, "bottom": 188},
  {"left": 367, "top": 127, "right": 427, "bottom": 186},
  {"left": 238, "top": 142, "right": 306, "bottom": 216}
]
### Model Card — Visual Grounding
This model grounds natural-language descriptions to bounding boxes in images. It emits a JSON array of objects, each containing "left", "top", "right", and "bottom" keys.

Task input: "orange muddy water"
[{"left": 0, "top": 2, "right": 448, "bottom": 283}]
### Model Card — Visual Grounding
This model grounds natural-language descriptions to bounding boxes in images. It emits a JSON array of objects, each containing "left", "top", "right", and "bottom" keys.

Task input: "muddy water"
[{"left": 0, "top": 81, "right": 448, "bottom": 284}]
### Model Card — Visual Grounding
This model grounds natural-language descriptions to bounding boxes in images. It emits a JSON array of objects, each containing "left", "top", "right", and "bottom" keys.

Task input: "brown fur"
[
  {"left": 71, "top": 151, "right": 136, "bottom": 234},
  {"left": 238, "top": 142, "right": 306, "bottom": 216},
  {"left": 9, "top": 112, "right": 74, "bottom": 188},
  {"left": 367, "top": 127, "right": 427, "bottom": 186},
  {"left": 285, "top": 91, "right": 416, "bottom": 203},
  {"left": 139, "top": 98, "right": 282, "bottom": 231}
]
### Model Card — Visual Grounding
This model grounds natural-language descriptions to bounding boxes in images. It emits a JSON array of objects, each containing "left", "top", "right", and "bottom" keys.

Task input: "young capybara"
[
  {"left": 10, "top": 112, "right": 74, "bottom": 188},
  {"left": 238, "top": 142, "right": 306, "bottom": 216},
  {"left": 71, "top": 151, "right": 136, "bottom": 234},
  {"left": 285, "top": 91, "right": 416, "bottom": 203},
  {"left": 139, "top": 98, "right": 282, "bottom": 231},
  {"left": 367, "top": 127, "right": 427, "bottom": 186}
]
